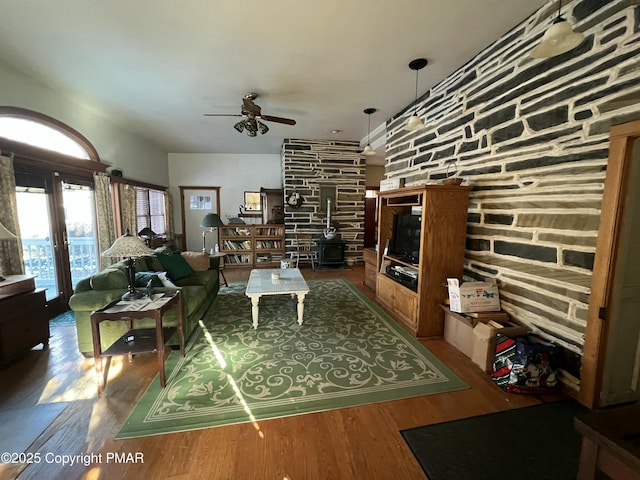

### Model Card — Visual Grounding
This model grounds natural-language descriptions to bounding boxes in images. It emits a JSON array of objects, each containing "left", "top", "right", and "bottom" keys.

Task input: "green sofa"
[{"left": 69, "top": 248, "right": 220, "bottom": 356}]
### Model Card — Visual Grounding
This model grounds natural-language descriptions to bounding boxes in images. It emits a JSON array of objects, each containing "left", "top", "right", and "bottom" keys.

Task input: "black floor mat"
[{"left": 401, "top": 400, "right": 589, "bottom": 480}]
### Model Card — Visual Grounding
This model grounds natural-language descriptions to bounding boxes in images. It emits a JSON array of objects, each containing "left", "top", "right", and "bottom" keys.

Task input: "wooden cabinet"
[
  {"left": 220, "top": 224, "right": 285, "bottom": 268},
  {"left": 363, "top": 248, "right": 377, "bottom": 291},
  {"left": 376, "top": 274, "right": 417, "bottom": 328},
  {"left": 375, "top": 185, "right": 471, "bottom": 337},
  {"left": 0, "top": 275, "right": 49, "bottom": 362}
]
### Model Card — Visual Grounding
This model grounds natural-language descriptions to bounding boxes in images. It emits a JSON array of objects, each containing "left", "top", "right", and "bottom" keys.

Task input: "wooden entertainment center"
[{"left": 375, "top": 185, "right": 471, "bottom": 337}]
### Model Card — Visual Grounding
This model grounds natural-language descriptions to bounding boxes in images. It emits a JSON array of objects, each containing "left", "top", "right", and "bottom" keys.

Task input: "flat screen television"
[{"left": 391, "top": 213, "right": 421, "bottom": 264}]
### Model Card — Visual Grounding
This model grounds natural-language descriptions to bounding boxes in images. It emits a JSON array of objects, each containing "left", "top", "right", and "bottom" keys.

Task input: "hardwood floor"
[{"left": 0, "top": 265, "right": 564, "bottom": 479}]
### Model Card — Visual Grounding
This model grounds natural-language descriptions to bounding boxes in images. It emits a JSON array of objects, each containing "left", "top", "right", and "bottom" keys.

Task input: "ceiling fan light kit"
[
  {"left": 531, "top": 0, "right": 584, "bottom": 58},
  {"left": 205, "top": 92, "right": 295, "bottom": 137},
  {"left": 404, "top": 58, "right": 428, "bottom": 131},
  {"left": 362, "top": 107, "right": 377, "bottom": 156}
]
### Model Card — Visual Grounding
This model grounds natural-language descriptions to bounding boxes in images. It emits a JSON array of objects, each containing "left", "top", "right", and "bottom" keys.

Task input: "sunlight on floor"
[
  {"left": 37, "top": 357, "right": 124, "bottom": 403},
  {"left": 199, "top": 320, "right": 265, "bottom": 439}
]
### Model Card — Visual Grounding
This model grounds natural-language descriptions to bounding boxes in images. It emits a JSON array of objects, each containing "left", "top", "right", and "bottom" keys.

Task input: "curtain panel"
[
  {"left": 164, "top": 190, "right": 175, "bottom": 245},
  {"left": 0, "top": 154, "right": 24, "bottom": 276},
  {"left": 119, "top": 183, "right": 137, "bottom": 236},
  {"left": 93, "top": 172, "right": 116, "bottom": 269}
]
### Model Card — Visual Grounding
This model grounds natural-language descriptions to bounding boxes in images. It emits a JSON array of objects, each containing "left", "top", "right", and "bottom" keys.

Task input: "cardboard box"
[
  {"left": 380, "top": 178, "right": 405, "bottom": 191},
  {"left": 443, "top": 306, "right": 476, "bottom": 358},
  {"left": 447, "top": 278, "right": 501, "bottom": 313},
  {"left": 472, "top": 319, "right": 528, "bottom": 373}
]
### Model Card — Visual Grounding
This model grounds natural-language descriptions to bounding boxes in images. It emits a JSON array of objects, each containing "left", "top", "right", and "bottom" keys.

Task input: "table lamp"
[
  {"left": 0, "top": 221, "right": 18, "bottom": 282},
  {"left": 102, "top": 230, "right": 154, "bottom": 301},
  {"left": 200, "top": 213, "right": 225, "bottom": 253}
]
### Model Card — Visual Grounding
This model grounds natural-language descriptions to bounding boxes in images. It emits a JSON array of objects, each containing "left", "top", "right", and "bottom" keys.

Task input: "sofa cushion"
[
  {"left": 180, "top": 251, "right": 210, "bottom": 271},
  {"left": 90, "top": 269, "right": 128, "bottom": 290},
  {"left": 134, "top": 272, "right": 164, "bottom": 287},
  {"left": 174, "top": 269, "right": 217, "bottom": 288},
  {"left": 69, "top": 289, "right": 126, "bottom": 312},
  {"left": 179, "top": 286, "right": 208, "bottom": 317},
  {"left": 146, "top": 255, "right": 164, "bottom": 272},
  {"left": 154, "top": 246, "right": 173, "bottom": 255},
  {"left": 156, "top": 252, "right": 194, "bottom": 280},
  {"left": 133, "top": 256, "right": 149, "bottom": 272}
]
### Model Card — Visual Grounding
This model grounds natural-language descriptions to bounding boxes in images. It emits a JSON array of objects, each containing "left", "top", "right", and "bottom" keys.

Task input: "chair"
[{"left": 291, "top": 234, "right": 316, "bottom": 270}]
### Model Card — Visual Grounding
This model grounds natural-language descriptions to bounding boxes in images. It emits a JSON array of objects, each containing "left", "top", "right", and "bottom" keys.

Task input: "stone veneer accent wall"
[
  {"left": 281, "top": 139, "right": 365, "bottom": 261},
  {"left": 383, "top": 0, "right": 640, "bottom": 368}
]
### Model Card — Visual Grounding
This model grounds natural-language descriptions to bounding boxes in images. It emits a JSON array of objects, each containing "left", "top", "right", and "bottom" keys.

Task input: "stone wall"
[
  {"left": 383, "top": 0, "right": 640, "bottom": 365},
  {"left": 281, "top": 139, "right": 365, "bottom": 261}
]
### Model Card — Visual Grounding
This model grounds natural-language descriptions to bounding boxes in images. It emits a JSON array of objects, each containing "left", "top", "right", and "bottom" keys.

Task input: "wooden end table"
[{"left": 90, "top": 291, "right": 184, "bottom": 394}]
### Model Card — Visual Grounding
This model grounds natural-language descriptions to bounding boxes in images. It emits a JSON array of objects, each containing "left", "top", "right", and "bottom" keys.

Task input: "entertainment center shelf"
[{"left": 375, "top": 184, "right": 471, "bottom": 338}]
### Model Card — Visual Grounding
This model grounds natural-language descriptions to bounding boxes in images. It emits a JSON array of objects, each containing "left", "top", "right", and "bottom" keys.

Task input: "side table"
[
  {"left": 575, "top": 403, "right": 640, "bottom": 479},
  {"left": 211, "top": 252, "right": 228, "bottom": 287},
  {"left": 90, "top": 291, "right": 184, "bottom": 394}
]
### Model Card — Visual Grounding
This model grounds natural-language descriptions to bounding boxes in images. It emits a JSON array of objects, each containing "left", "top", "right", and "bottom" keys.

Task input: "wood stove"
[{"left": 316, "top": 238, "right": 347, "bottom": 270}]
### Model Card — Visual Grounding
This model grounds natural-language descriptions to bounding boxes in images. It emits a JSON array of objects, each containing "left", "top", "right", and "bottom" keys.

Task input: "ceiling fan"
[{"left": 204, "top": 92, "right": 296, "bottom": 137}]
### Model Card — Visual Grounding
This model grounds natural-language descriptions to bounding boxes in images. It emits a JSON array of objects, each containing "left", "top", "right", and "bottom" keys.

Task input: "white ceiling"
[{"left": 0, "top": 0, "right": 548, "bottom": 164}]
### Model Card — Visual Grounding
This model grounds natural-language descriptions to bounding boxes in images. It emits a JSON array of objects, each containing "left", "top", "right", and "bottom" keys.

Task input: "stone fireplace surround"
[{"left": 281, "top": 139, "right": 365, "bottom": 264}]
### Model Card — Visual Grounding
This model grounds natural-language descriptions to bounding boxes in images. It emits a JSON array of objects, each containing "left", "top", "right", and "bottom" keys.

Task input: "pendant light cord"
[
  {"left": 557, "top": 0, "right": 562, "bottom": 19},
  {"left": 367, "top": 113, "right": 371, "bottom": 144},
  {"left": 414, "top": 69, "right": 419, "bottom": 115}
]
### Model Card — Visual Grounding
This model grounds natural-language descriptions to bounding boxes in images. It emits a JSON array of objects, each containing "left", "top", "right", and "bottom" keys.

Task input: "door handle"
[
  {"left": 53, "top": 233, "right": 59, "bottom": 249},
  {"left": 63, "top": 231, "right": 69, "bottom": 246}
]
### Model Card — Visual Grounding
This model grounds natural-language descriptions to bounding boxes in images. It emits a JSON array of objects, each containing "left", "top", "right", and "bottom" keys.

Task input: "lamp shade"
[
  {"left": 531, "top": 18, "right": 584, "bottom": 58},
  {"left": 102, "top": 232, "right": 154, "bottom": 258},
  {"left": 362, "top": 144, "right": 375, "bottom": 156},
  {"left": 200, "top": 213, "right": 225, "bottom": 229},
  {"left": 404, "top": 115, "right": 425, "bottom": 131},
  {"left": 0, "top": 222, "right": 17, "bottom": 240}
]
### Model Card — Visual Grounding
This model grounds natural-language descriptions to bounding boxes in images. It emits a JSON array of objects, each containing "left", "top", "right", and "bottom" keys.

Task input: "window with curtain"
[{"left": 136, "top": 187, "right": 166, "bottom": 235}]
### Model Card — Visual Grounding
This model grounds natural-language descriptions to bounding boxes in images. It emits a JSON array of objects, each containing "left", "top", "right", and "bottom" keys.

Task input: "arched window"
[{"left": 0, "top": 106, "right": 101, "bottom": 167}]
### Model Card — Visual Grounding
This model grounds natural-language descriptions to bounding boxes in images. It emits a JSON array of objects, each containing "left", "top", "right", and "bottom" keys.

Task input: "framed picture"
[{"left": 243, "top": 191, "right": 261, "bottom": 211}]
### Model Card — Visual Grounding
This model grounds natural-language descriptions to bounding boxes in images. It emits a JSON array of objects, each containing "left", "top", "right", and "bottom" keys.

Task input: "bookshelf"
[{"left": 220, "top": 224, "right": 285, "bottom": 268}]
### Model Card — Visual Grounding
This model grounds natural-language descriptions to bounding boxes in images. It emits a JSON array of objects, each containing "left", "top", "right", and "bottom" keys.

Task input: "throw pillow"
[
  {"left": 180, "top": 251, "right": 210, "bottom": 271},
  {"left": 134, "top": 272, "right": 164, "bottom": 288},
  {"left": 156, "top": 251, "right": 194, "bottom": 280},
  {"left": 156, "top": 271, "right": 178, "bottom": 288}
]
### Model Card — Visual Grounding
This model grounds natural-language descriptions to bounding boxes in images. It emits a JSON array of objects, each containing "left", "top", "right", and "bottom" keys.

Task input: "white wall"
[
  {"left": 167, "top": 153, "right": 282, "bottom": 233},
  {"left": 0, "top": 59, "right": 169, "bottom": 186}
]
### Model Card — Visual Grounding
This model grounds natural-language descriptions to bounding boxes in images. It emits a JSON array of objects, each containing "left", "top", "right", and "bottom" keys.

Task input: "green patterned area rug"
[{"left": 116, "top": 278, "right": 468, "bottom": 439}]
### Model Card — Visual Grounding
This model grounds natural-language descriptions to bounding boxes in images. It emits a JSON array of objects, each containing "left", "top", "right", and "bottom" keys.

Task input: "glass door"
[
  {"left": 16, "top": 188, "right": 59, "bottom": 302},
  {"left": 62, "top": 181, "right": 98, "bottom": 294},
  {"left": 15, "top": 173, "right": 99, "bottom": 317}
]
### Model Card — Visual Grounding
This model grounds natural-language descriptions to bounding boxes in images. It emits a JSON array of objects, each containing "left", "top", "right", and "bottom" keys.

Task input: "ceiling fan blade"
[
  {"left": 203, "top": 113, "right": 243, "bottom": 117},
  {"left": 260, "top": 115, "right": 296, "bottom": 126}
]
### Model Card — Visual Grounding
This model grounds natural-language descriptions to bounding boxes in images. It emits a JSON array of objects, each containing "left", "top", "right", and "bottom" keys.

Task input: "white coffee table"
[{"left": 245, "top": 268, "right": 310, "bottom": 329}]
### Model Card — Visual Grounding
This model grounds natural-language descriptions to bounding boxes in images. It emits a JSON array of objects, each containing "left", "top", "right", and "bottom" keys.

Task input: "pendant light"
[
  {"left": 531, "top": 0, "right": 584, "bottom": 59},
  {"left": 404, "top": 58, "right": 428, "bottom": 131},
  {"left": 362, "top": 107, "right": 377, "bottom": 156}
]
